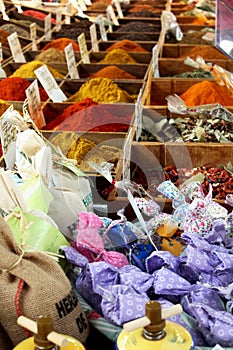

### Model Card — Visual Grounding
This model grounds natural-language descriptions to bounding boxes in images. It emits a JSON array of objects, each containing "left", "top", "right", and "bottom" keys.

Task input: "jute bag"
[{"left": 0, "top": 215, "right": 89, "bottom": 347}]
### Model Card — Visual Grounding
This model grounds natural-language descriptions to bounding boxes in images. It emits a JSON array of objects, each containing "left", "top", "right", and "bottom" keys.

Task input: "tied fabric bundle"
[
  {"left": 0, "top": 215, "right": 89, "bottom": 348},
  {"left": 75, "top": 212, "right": 129, "bottom": 268}
]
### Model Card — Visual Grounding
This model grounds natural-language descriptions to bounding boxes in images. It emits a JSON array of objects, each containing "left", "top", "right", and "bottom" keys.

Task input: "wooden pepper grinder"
[{"left": 13, "top": 315, "right": 86, "bottom": 350}]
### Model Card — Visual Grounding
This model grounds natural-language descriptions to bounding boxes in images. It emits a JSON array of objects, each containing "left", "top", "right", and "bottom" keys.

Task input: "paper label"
[
  {"left": 78, "top": 33, "right": 90, "bottom": 64},
  {"left": 0, "top": 105, "right": 19, "bottom": 169},
  {"left": 0, "top": 43, "right": 5, "bottom": 77},
  {"left": 64, "top": 43, "right": 80, "bottom": 79},
  {"left": 30, "top": 23, "right": 37, "bottom": 50},
  {"left": 90, "top": 23, "right": 99, "bottom": 52},
  {"left": 0, "top": 0, "right": 9, "bottom": 20},
  {"left": 106, "top": 5, "right": 119, "bottom": 26},
  {"left": 7, "top": 32, "right": 26, "bottom": 63},
  {"left": 25, "top": 80, "right": 46, "bottom": 129},
  {"left": 152, "top": 44, "right": 160, "bottom": 78},
  {"left": 56, "top": 7, "right": 62, "bottom": 31},
  {"left": 113, "top": 0, "right": 123, "bottom": 18},
  {"left": 123, "top": 127, "right": 133, "bottom": 180},
  {"left": 135, "top": 89, "right": 143, "bottom": 141},
  {"left": 84, "top": 0, "right": 92, "bottom": 5},
  {"left": 34, "top": 65, "right": 67, "bottom": 102},
  {"left": 98, "top": 15, "right": 107, "bottom": 41},
  {"left": 65, "top": 1, "right": 71, "bottom": 24},
  {"left": 106, "top": 9, "right": 113, "bottom": 33},
  {"left": 44, "top": 13, "right": 52, "bottom": 40},
  {"left": 77, "top": 0, "right": 87, "bottom": 11}
]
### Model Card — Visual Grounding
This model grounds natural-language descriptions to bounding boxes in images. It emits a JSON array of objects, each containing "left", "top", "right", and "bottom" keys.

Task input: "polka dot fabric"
[{"left": 75, "top": 212, "right": 129, "bottom": 268}]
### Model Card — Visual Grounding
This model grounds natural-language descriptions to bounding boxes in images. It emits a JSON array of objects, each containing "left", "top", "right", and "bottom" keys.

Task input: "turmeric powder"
[
  {"left": 67, "top": 77, "right": 136, "bottom": 103},
  {"left": 10, "top": 60, "right": 64, "bottom": 79},
  {"left": 99, "top": 49, "right": 138, "bottom": 64},
  {"left": 179, "top": 80, "right": 233, "bottom": 106}
]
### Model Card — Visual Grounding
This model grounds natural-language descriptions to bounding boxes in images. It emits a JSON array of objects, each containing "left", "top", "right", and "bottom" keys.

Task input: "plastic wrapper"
[{"left": 161, "top": 10, "right": 183, "bottom": 41}]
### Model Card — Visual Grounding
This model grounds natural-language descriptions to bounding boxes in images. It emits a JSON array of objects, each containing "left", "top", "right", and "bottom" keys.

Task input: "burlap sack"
[
  {"left": 0, "top": 215, "right": 89, "bottom": 347},
  {"left": 0, "top": 323, "right": 13, "bottom": 350}
]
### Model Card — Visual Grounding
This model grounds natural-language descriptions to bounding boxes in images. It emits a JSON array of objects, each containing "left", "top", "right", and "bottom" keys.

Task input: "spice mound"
[
  {"left": 89, "top": 66, "right": 137, "bottom": 79},
  {"left": 0, "top": 77, "right": 48, "bottom": 101},
  {"left": 106, "top": 40, "right": 149, "bottom": 53},
  {"left": 115, "top": 21, "right": 158, "bottom": 33},
  {"left": 0, "top": 24, "right": 30, "bottom": 38},
  {"left": 44, "top": 103, "right": 133, "bottom": 132},
  {"left": 0, "top": 28, "right": 12, "bottom": 48},
  {"left": 67, "top": 77, "right": 136, "bottom": 103},
  {"left": 52, "top": 20, "right": 93, "bottom": 41},
  {"left": 179, "top": 80, "right": 233, "bottom": 106},
  {"left": 10, "top": 60, "right": 64, "bottom": 79},
  {"left": 22, "top": 10, "right": 56, "bottom": 24},
  {"left": 42, "top": 38, "right": 79, "bottom": 51},
  {"left": 35, "top": 48, "right": 66, "bottom": 64},
  {"left": 45, "top": 97, "right": 98, "bottom": 130},
  {"left": 127, "top": 10, "right": 160, "bottom": 18},
  {"left": 99, "top": 49, "right": 137, "bottom": 64},
  {"left": 118, "top": 33, "right": 151, "bottom": 41},
  {"left": 66, "top": 137, "right": 122, "bottom": 172},
  {"left": 180, "top": 46, "right": 228, "bottom": 60},
  {"left": 166, "top": 29, "right": 214, "bottom": 45}
]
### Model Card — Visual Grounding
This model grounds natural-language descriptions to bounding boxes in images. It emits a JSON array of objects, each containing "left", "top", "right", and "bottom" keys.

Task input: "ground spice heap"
[
  {"left": 42, "top": 38, "right": 79, "bottom": 51},
  {"left": 35, "top": 48, "right": 66, "bottom": 64},
  {"left": 106, "top": 40, "right": 148, "bottom": 53},
  {"left": 90, "top": 66, "right": 136, "bottom": 79},
  {"left": 66, "top": 137, "right": 122, "bottom": 172},
  {"left": 45, "top": 97, "right": 97, "bottom": 130},
  {"left": 127, "top": 10, "right": 160, "bottom": 17},
  {"left": 10, "top": 60, "right": 64, "bottom": 79},
  {"left": 0, "top": 28, "right": 11, "bottom": 48},
  {"left": 116, "top": 21, "right": 158, "bottom": 33},
  {"left": 22, "top": 10, "right": 56, "bottom": 24},
  {"left": 44, "top": 103, "right": 133, "bottom": 132},
  {"left": 180, "top": 46, "right": 228, "bottom": 59},
  {"left": 0, "top": 77, "right": 48, "bottom": 101},
  {"left": 67, "top": 77, "right": 136, "bottom": 103},
  {"left": 166, "top": 29, "right": 214, "bottom": 45},
  {"left": 53, "top": 20, "right": 94, "bottom": 41},
  {"left": 99, "top": 49, "right": 138, "bottom": 64},
  {"left": 118, "top": 33, "right": 151, "bottom": 41},
  {"left": 127, "top": 4, "right": 161, "bottom": 13},
  {"left": 0, "top": 24, "right": 29, "bottom": 38},
  {"left": 179, "top": 80, "right": 233, "bottom": 106}
]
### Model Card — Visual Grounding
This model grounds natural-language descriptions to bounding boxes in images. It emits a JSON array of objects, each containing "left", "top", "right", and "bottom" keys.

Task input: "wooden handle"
[
  {"left": 17, "top": 316, "right": 68, "bottom": 347},
  {"left": 123, "top": 304, "right": 183, "bottom": 332}
]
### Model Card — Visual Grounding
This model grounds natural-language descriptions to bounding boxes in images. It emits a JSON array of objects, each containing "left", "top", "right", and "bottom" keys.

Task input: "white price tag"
[
  {"left": 106, "top": 5, "right": 119, "bottom": 26},
  {"left": 30, "top": 23, "right": 37, "bottom": 51},
  {"left": 26, "top": 80, "right": 46, "bottom": 129},
  {"left": 7, "top": 32, "right": 26, "bottom": 63},
  {"left": 90, "top": 23, "right": 99, "bottom": 52},
  {"left": 64, "top": 43, "right": 80, "bottom": 79},
  {"left": 77, "top": 0, "right": 87, "bottom": 11},
  {"left": 0, "top": 0, "right": 9, "bottom": 20},
  {"left": 98, "top": 15, "right": 107, "bottom": 41},
  {"left": 78, "top": 33, "right": 90, "bottom": 64},
  {"left": 135, "top": 89, "right": 143, "bottom": 141},
  {"left": 123, "top": 127, "right": 133, "bottom": 180},
  {"left": 113, "top": 0, "right": 123, "bottom": 18},
  {"left": 44, "top": 13, "right": 52, "bottom": 40},
  {"left": 106, "top": 9, "right": 113, "bottom": 33},
  {"left": 65, "top": 1, "right": 72, "bottom": 24},
  {"left": 0, "top": 43, "right": 6, "bottom": 77},
  {"left": 34, "top": 65, "right": 67, "bottom": 102},
  {"left": 56, "top": 7, "right": 62, "bottom": 32},
  {"left": 152, "top": 44, "right": 160, "bottom": 78},
  {"left": 84, "top": 0, "right": 92, "bottom": 5}
]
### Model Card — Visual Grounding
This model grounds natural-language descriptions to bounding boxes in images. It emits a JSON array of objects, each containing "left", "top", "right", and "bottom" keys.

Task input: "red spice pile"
[
  {"left": 22, "top": 10, "right": 56, "bottom": 24},
  {"left": 42, "top": 38, "right": 79, "bottom": 51},
  {"left": 106, "top": 39, "right": 149, "bottom": 53},
  {"left": 43, "top": 101, "right": 133, "bottom": 132},
  {"left": 90, "top": 66, "right": 137, "bottom": 79},
  {"left": 0, "top": 77, "right": 48, "bottom": 101}
]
